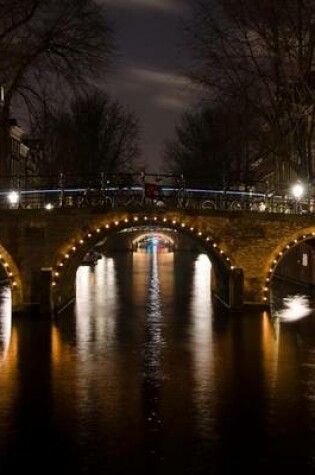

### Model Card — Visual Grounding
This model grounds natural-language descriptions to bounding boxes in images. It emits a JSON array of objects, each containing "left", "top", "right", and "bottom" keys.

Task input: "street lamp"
[
  {"left": 7, "top": 190, "right": 19, "bottom": 208},
  {"left": 292, "top": 181, "right": 304, "bottom": 213},
  {"left": 292, "top": 181, "right": 304, "bottom": 199}
]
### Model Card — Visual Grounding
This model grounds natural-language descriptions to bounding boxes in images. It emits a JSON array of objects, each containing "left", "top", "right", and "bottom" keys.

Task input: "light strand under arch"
[
  {"left": 51, "top": 214, "right": 235, "bottom": 288},
  {"left": 263, "top": 231, "right": 315, "bottom": 303}
]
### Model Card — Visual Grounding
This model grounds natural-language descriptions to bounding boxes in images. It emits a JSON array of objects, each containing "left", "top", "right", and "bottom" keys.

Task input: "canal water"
[{"left": 1, "top": 250, "right": 315, "bottom": 474}]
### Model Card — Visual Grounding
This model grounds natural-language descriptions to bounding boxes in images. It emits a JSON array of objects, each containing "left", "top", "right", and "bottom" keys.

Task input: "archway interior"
[
  {"left": 74, "top": 225, "right": 231, "bottom": 308},
  {"left": 270, "top": 238, "right": 315, "bottom": 320},
  {"left": 54, "top": 220, "right": 233, "bottom": 312},
  {"left": 76, "top": 232, "right": 214, "bottom": 322},
  {"left": 132, "top": 233, "right": 174, "bottom": 253}
]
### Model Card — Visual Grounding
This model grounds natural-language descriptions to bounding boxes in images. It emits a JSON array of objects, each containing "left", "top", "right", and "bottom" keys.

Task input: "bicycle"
[
  {"left": 200, "top": 199, "right": 216, "bottom": 209},
  {"left": 114, "top": 185, "right": 145, "bottom": 207},
  {"left": 200, "top": 192, "right": 228, "bottom": 210},
  {"left": 77, "top": 187, "right": 114, "bottom": 208}
]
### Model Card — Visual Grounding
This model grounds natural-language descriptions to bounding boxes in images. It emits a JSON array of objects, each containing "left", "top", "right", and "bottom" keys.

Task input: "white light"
[
  {"left": 0, "top": 285, "right": 12, "bottom": 362},
  {"left": 7, "top": 191, "right": 19, "bottom": 205},
  {"left": 45, "top": 203, "right": 54, "bottom": 210},
  {"left": 292, "top": 182, "right": 304, "bottom": 199},
  {"left": 277, "top": 295, "right": 312, "bottom": 322}
]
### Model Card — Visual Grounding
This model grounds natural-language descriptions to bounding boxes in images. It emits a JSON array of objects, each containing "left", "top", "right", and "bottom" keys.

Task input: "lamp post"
[
  {"left": 7, "top": 190, "right": 19, "bottom": 209},
  {"left": 292, "top": 181, "right": 304, "bottom": 214}
]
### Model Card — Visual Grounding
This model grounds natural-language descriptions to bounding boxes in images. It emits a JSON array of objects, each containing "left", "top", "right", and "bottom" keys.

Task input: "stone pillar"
[
  {"left": 229, "top": 267, "right": 244, "bottom": 310},
  {"left": 21, "top": 268, "right": 53, "bottom": 316},
  {"left": 38, "top": 269, "right": 53, "bottom": 315}
]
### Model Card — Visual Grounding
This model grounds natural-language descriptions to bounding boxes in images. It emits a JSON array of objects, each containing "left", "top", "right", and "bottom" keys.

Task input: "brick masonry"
[{"left": 0, "top": 208, "right": 313, "bottom": 313}]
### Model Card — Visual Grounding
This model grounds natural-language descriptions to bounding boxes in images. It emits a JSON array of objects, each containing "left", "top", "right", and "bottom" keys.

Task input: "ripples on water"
[{"left": 1, "top": 253, "right": 315, "bottom": 473}]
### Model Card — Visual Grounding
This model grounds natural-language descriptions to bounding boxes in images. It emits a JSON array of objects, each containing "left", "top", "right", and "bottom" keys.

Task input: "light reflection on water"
[
  {"left": 0, "top": 286, "right": 11, "bottom": 362},
  {"left": 76, "top": 256, "right": 118, "bottom": 353},
  {"left": 190, "top": 254, "right": 215, "bottom": 437},
  {"left": 277, "top": 294, "right": 313, "bottom": 322},
  {"left": 142, "top": 247, "right": 164, "bottom": 463},
  {"left": 271, "top": 280, "right": 314, "bottom": 323},
  {"left": 144, "top": 246, "right": 163, "bottom": 378},
  {"left": 2, "top": 256, "right": 315, "bottom": 472}
]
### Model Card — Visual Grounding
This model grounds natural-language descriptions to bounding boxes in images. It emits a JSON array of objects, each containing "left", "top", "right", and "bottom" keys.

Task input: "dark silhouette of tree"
[
  {"left": 184, "top": 0, "right": 315, "bottom": 189},
  {"left": 34, "top": 90, "right": 140, "bottom": 176},
  {"left": 164, "top": 105, "right": 254, "bottom": 188},
  {"left": 0, "top": 0, "right": 114, "bottom": 174}
]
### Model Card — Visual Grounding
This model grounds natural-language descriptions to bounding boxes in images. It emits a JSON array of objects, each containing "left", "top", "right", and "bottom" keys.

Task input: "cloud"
[
  {"left": 102, "top": 0, "right": 184, "bottom": 14},
  {"left": 104, "top": 64, "right": 198, "bottom": 170},
  {"left": 130, "top": 67, "right": 190, "bottom": 88},
  {"left": 153, "top": 95, "right": 188, "bottom": 111},
  {"left": 107, "top": 65, "right": 197, "bottom": 112},
  {"left": 129, "top": 66, "right": 196, "bottom": 110}
]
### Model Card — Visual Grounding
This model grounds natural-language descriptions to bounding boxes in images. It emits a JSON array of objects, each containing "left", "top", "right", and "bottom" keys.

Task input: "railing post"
[
  {"left": 100, "top": 171, "right": 105, "bottom": 191},
  {"left": 17, "top": 175, "right": 21, "bottom": 208},
  {"left": 100, "top": 171, "right": 105, "bottom": 204},
  {"left": 59, "top": 172, "right": 65, "bottom": 208}
]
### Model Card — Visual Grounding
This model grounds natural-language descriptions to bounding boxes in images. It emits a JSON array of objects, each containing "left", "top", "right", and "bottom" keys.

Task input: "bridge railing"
[{"left": 0, "top": 173, "right": 314, "bottom": 215}]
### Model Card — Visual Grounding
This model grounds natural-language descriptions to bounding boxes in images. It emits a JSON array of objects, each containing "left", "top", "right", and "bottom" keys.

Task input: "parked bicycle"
[
  {"left": 78, "top": 187, "right": 110, "bottom": 207},
  {"left": 114, "top": 184, "right": 145, "bottom": 207}
]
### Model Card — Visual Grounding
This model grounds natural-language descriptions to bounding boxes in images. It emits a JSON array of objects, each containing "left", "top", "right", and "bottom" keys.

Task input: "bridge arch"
[
  {"left": 50, "top": 213, "right": 239, "bottom": 314},
  {"left": 263, "top": 227, "right": 315, "bottom": 303},
  {"left": 0, "top": 244, "right": 23, "bottom": 312},
  {"left": 131, "top": 231, "right": 176, "bottom": 251}
]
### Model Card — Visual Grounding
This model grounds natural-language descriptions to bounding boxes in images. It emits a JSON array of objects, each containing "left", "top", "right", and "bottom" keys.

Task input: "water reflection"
[
  {"left": 1, "top": 254, "right": 315, "bottom": 472},
  {"left": 143, "top": 247, "right": 164, "bottom": 466},
  {"left": 262, "top": 311, "right": 280, "bottom": 390},
  {"left": 0, "top": 285, "right": 11, "bottom": 361},
  {"left": 276, "top": 295, "right": 312, "bottom": 322},
  {"left": 271, "top": 278, "right": 315, "bottom": 322},
  {"left": 0, "top": 285, "right": 17, "bottom": 463},
  {"left": 144, "top": 247, "right": 163, "bottom": 379},
  {"left": 190, "top": 254, "right": 214, "bottom": 437},
  {"left": 76, "top": 256, "right": 118, "bottom": 354}
]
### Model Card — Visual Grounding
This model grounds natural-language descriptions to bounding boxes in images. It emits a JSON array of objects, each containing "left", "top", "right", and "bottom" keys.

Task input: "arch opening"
[
  {"left": 51, "top": 214, "right": 237, "bottom": 314},
  {"left": 0, "top": 244, "right": 23, "bottom": 313},
  {"left": 132, "top": 232, "right": 175, "bottom": 253},
  {"left": 265, "top": 232, "right": 315, "bottom": 319}
]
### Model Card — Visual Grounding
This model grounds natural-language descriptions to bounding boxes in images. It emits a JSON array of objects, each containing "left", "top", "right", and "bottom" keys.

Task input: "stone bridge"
[{"left": 1, "top": 207, "right": 314, "bottom": 315}]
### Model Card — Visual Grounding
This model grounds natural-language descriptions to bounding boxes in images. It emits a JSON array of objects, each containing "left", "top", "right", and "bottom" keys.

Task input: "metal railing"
[{"left": 0, "top": 173, "right": 314, "bottom": 215}]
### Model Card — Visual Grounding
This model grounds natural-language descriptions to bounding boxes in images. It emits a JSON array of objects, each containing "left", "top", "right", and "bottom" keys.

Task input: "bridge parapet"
[{"left": 1, "top": 173, "right": 314, "bottom": 216}]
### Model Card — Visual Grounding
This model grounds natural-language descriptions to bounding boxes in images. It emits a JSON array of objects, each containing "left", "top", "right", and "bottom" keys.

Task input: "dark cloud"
[
  {"left": 103, "top": 0, "right": 185, "bottom": 14},
  {"left": 115, "top": 65, "right": 195, "bottom": 110}
]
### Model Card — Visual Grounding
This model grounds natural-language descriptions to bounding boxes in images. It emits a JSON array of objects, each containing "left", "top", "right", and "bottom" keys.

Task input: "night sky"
[{"left": 102, "top": 0, "right": 197, "bottom": 173}]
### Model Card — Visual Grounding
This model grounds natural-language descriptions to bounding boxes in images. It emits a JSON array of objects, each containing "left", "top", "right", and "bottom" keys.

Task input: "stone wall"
[{"left": 0, "top": 207, "right": 313, "bottom": 313}]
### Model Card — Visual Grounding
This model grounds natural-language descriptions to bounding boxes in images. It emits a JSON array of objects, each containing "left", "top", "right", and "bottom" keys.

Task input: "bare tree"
[
  {"left": 34, "top": 90, "right": 140, "bottom": 176},
  {"left": 185, "top": 0, "right": 315, "bottom": 189},
  {"left": 0, "top": 0, "right": 41, "bottom": 43},
  {"left": 0, "top": 0, "right": 114, "bottom": 174},
  {"left": 164, "top": 103, "right": 257, "bottom": 188}
]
